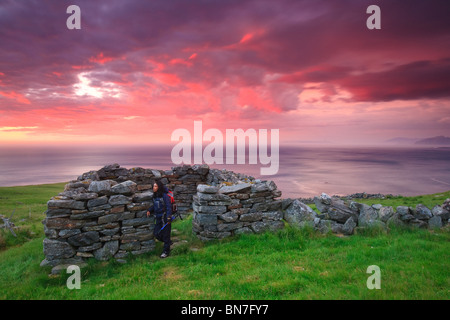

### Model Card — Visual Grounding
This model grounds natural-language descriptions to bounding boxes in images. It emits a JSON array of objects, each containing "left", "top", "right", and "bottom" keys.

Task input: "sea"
[{"left": 1, "top": 144, "right": 449, "bottom": 199}]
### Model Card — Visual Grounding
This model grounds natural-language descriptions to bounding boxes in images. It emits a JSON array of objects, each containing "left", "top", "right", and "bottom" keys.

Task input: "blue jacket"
[{"left": 149, "top": 186, "right": 172, "bottom": 218}]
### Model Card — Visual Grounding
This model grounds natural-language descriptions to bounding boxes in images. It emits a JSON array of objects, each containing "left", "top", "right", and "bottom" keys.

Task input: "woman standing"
[{"left": 147, "top": 180, "right": 173, "bottom": 258}]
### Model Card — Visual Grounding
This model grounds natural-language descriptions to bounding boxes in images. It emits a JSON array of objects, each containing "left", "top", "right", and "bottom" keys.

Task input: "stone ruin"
[
  {"left": 283, "top": 193, "right": 450, "bottom": 235},
  {"left": 40, "top": 164, "right": 283, "bottom": 273},
  {"left": 41, "top": 163, "right": 450, "bottom": 274}
]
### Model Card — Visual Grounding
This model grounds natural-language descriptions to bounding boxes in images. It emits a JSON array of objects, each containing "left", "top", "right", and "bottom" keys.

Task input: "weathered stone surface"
[
  {"left": 47, "top": 199, "right": 86, "bottom": 210},
  {"left": 217, "top": 222, "right": 244, "bottom": 232},
  {"left": 94, "top": 240, "right": 119, "bottom": 260},
  {"left": 240, "top": 212, "right": 263, "bottom": 222},
  {"left": 327, "top": 199, "right": 358, "bottom": 223},
  {"left": 197, "top": 184, "right": 219, "bottom": 194},
  {"left": 358, "top": 204, "right": 379, "bottom": 227},
  {"left": 87, "top": 196, "right": 108, "bottom": 208},
  {"left": 219, "top": 183, "right": 252, "bottom": 194},
  {"left": 44, "top": 217, "right": 86, "bottom": 230},
  {"left": 111, "top": 180, "right": 137, "bottom": 195},
  {"left": 88, "top": 180, "right": 116, "bottom": 195},
  {"left": 193, "top": 212, "right": 218, "bottom": 226},
  {"left": 58, "top": 229, "right": 81, "bottom": 239},
  {"left": 387, "top": 213, "right": 407, "bottom": 227},
  {"left": 43, "top": 239, "right": 76, "bottom": 260},
  {"left": 261, "top": 211, "right": 283, "bottom": 221},
  {"left": 67, "top": 231, "right": 100, "bottom": 247},
  {"left": 378, "top": 206, "right": 394, "bottom": 222},
  {"left": 342, "top": 217, "right": 357, "bottom": 235},
  {"left": 284, "top": 199, "right": 317, "bottom": 228},
  {"left": 121, "top": 217, "right": 153, "bottom": 227},
  {"left": 428, "top": 215, "right": 443, "bottom": 229},
  {"left": 414, "top": 204, "right": 432, "bottom": 220},
  {"left": 70, "top": 210, "right": 105, "bottom": 220},
  {"left": 218, "top": 211, "right": 239, "bottom": 222},
  {"left": 133, "top": 192, "right": 153, "bottom": 202},
  {"left": 193, "top": 204, "right": 227, "bottom": 214},
  {"left": 109, "top": 195, "right": 132, "bottom": 206}
]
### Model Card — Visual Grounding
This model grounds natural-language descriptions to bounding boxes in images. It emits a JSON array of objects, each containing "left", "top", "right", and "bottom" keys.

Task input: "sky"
[{"left": 0, "top": 0, "right": 449, "bottom": 146}]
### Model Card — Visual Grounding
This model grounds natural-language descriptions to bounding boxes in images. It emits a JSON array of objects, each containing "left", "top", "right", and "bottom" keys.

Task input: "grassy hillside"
[{"left": 0, "top": 184, "right": 449, "bottom": 300}]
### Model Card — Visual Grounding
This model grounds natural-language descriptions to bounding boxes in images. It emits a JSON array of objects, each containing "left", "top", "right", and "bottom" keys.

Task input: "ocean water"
[{"left": 0, "top": 144, "right": 449, "bottom": 199}]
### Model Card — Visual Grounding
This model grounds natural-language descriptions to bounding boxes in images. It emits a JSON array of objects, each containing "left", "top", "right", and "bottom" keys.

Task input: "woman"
[{"left": 146, "top": 179, "right": 173, "bottom": 258}]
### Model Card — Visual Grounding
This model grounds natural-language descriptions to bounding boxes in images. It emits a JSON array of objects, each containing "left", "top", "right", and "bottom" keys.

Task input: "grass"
[
  {"left": 0, "top": 182, "right": 67, "bottom": 249},
  {"left": 0, "top": 183, "right": 449, "bottom": 300}
]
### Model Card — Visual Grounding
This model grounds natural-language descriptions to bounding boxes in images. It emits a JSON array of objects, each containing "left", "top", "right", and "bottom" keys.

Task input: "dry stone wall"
[
  {"left": 192, "top": 181, "right": 284, "bottom": 241},
  {"left": 283, "top": 193, "right": 450, "bottom": 235},
  {"left": 41, "top": 163, "right": 450, "bottom": 274},
  {"left": 41, "top": 164, "right": 210, "bottom": 272}
]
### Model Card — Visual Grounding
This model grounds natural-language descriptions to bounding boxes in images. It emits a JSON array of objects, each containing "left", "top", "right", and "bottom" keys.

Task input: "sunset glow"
[{"left": 0, "top": 0, "right": 449, "bottom": 146}]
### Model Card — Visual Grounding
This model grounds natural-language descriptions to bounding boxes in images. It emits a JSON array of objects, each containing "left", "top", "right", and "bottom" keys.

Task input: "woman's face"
[{"left": 153, "top": 183, "right": 159, "bottom": 193}]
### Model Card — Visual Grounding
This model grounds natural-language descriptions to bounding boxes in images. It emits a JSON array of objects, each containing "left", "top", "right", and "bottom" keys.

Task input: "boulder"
[
  {"left": 327, "top": 198, "right": 359, "bottom": 223},
  {"left": 358, "top": 204, "right": 380, "bottom": 227},
  {"left": 414, "top": 204, "right": 432, "bottom": 220},
  {"left": 428, "top": 215, "right": 443, "bottom": 229},
  {"left": 343, "top": 217, "right": 357, "bottom": 235},
  {"left": 284, "top": 199, "right": 317, "bottom": 228}
]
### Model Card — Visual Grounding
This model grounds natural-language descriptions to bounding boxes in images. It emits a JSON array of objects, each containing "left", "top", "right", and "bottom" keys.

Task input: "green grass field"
[{"left": 0, "top": 183, "right": 449, "bottom": 300}]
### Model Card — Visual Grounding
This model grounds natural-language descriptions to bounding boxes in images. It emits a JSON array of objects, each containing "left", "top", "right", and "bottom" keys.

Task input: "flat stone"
[
  {"left": 67, "top": 231, "right": 100, "bottom": 247},
  {"left": 219, "top": 183, "right": 252, "bottom": 194},
  {"left": 43, "top": 238, "right": 76, "bottom": 260},
  {"left": 197, "top": 184, "right": 219, "bottom": 194}
]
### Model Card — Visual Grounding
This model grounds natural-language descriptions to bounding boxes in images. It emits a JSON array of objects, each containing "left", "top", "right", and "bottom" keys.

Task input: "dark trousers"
[{"left": 154, "top": 215, "right": 171, "bottom": 253}]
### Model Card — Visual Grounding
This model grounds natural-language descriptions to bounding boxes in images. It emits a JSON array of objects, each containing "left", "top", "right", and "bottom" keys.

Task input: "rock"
[
  {"left": 193, "top": 204, "right": 227, "bottom": 214},
  {"left": 193, "top": 212, "right": 218, "bottom": 226},
  {"left": 431, "top": 205, "right": 450, "bottom": 224},
  {"left": 88, "top": 180, "right": 116, "bottom": 195},
  {"left": 109, "top": 195, "right": 132, "bottom": 206},
  {"left": 358, "top": 204, "right": 380, "bottom": 227},
  {"left": 94, "top": 240, "right": 119, "bottom": 260},
  {"left": 409, "top": 219, "right": 428, "bottom": 229},
  {"left": 58, "top": 229, "right": 81, "bottom": 239},
  {"left": 387, "top": 213, "right": 407, "bottom": 228},
  {"left": 372, "top": 204, "right": 383, "bottom": 210},
  {"left": 67, "top": 231, "right": 100, "bottom": 247},
  {"left": 343, "top": 217, "right": 357, "bottom": 235},
  {"left": 313, "top": 193, "right": 331, "bottom": 213},
  {"left": 442, "top": 198, "right": 450, "bottom": 212},
  {"left": 218, "top": 211, "right": 239, "bottom": 223},
  {"left": 240, "top": 212, "right": 263, "bottom": 222},
  {"left": 111, "top": 180, "right": 137, "bottom": 195},
  {"left": 378, "top": 206, "right": 394, "bottom": 222},
  {"left": 133, "top": 192, "right": 153, "bottom": 202},
  {"left": 219, "top": 183, "right": 252, "bottom": 194},
  {"left": 317, "top": 220, "right": 337, "bottom": 234},
  {"left": 197, "top": 184, "right": 219, "bottom": 194},
  {"left": 43, "top": 238, "right": 76, "bottom": 260},
  {"left": 87, "top": 196, "right": 108, "bottom": 208},
  {"left": 251, "top": 182, "right": 269, "bottom": 193},
  {"left": 396, "top": 206, "right": 410, "bottom": 216},
  {"left": 327, "top": 198, "right": 358, "bottom": 223},
  {"left": 284, "top": 199, "right": 318, "bottom": 228},
  {"left": 428, "top": 216, "right": 443, "bottom": 229},
  {"left": 44, "top": 217, "right": 86, "bottom": 230},
  {"left": 47, "top": 199, "right": 86, "bottom": 210},
  {"left": 414, "top": 204, "right": 432, "bottom": 220}
]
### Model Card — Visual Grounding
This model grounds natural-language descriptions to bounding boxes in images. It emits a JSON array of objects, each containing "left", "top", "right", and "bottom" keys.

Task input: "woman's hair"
[{"left": 153, "top": 179, "right": 165, "bottom": 197}]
